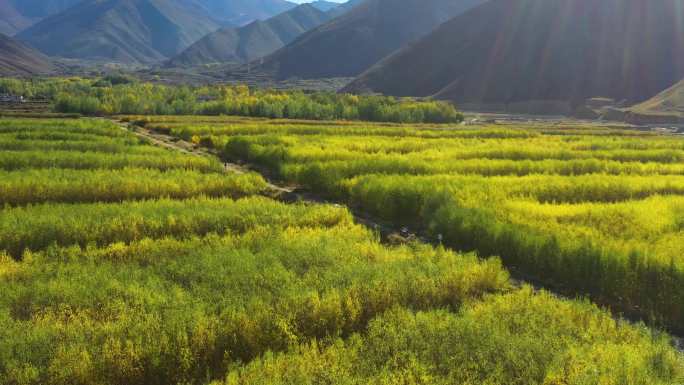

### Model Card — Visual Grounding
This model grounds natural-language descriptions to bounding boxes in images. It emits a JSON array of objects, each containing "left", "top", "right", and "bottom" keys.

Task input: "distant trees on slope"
[{"left": 0, "top": 77, "right": 464, "bottom": 124}]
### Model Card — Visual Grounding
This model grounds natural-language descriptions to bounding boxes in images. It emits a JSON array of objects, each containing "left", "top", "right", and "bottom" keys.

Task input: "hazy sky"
[{"left": 290, "top": 0, "right": 347, "bottom": 3}]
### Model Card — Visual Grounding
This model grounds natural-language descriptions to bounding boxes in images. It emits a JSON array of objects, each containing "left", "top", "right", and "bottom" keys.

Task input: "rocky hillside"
[
  {"left": 257, "top": 0, "right": 486, "bottom": 79},
  {"left": 169, "top": 4, "right": 332, "bottom": 67},
  {"left": 0, "top": 32, "right": 55, "bottom": 75},
  {"left": 347, "top": 0, "right": 684, "bottom": 111},
  {"left": 17, "top": 0, "right": 222, "bottom": 63}
]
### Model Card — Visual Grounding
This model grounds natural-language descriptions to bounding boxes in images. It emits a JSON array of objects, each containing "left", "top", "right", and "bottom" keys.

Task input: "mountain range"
[
  {"left": 308, "top": 1, "right": 343, "bottom": 12},
  {"left": 0, "top": 0, "right": 81, "bottom": 35},
  {"left": 17, "top": 0, "right": 224, "bottom": 63},
  {"left": 17, "top": 0, "right": 227, "bottom": 64},
  {"left": 326, "top": 0, "right": 365, "bottom": 17},
  {"left": 1, "top": 0, "right": 300, "bottom": 37},
  {"left": 196, "top": 0, "right": 296, "bottom": 26},
  {"left": 346, "top": 0, "right": 684, "bottom": 110},
  {"left": 168, "top": 3, "right": 333, "bottom": 67},
  {"left": 0, "top": 1, "right": 33, "bottom": 36},
  {"left": 255, "top": 0, "right": 487, "bottom": 79},
  {"left": 4, "top": 0, "right": 684, "bottom": 119},
  {"left": 0, "top": 33, "right": 55, "bottom": 76},
  {"left": 12, "top": 0, "right": 348, "bottom": 64}
]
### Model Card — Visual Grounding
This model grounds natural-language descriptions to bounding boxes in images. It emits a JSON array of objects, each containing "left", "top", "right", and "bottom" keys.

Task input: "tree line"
[{"left": 0, "top": 77, "right": 464, "bottom": 123}]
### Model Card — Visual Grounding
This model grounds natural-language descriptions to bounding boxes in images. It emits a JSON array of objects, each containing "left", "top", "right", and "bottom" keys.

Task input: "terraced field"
[
  {"left": 143, "top": 116, "right": 684, "bottom": 334},
  {"left": 0, "top": 117, "right": 682, "bottom": 385}
]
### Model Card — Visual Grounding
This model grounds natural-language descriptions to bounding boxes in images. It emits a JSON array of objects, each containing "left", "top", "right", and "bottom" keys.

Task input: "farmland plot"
[
  {"left": 151, "top": 116, "right": 684, "bottom": 333},
  {"left": 0, "top": 118, "right": 682, "bottom": 385}
]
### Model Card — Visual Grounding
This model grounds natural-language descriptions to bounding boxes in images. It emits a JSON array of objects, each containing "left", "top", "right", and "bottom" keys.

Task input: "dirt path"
[
  {"left": 119, "top": 120, "right": 294, "bottom": 196},
  {"left": 115, "top": 119, "right": 429, "bottom": 242},
  {"left": 115, "top": 118, "right": 684, "bottom": 348}
]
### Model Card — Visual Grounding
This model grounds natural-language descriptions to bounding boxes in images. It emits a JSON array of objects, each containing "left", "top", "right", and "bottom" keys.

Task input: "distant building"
[{"left": 0, "top": 94, "right": 24, "bottom": 103}]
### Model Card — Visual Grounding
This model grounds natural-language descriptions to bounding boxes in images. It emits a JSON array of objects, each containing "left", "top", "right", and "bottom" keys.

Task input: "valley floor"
[{"left": 0, "top": 116, "right": 683, "bottom": 384}]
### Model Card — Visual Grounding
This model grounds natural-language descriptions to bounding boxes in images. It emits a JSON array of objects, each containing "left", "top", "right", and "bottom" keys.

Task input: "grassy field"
[
  {"left": 0, "top": 117, "right": 683, "bottom": 385},
  {"left": 140, "top": 115, "right": 684, "bottom": 334}
]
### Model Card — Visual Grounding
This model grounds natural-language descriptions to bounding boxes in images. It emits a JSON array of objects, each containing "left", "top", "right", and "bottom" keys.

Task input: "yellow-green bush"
[
  {"left": 2, "top": 78, "right": 464, "bottom": 123},
  {"left": 0, "top": 168, "right": 267, "bottom": 206},
  {"left": 222, "top": 289, "right": 684, "bottom": 385},
  {"left": 0, "top": 225, "right": 508, "bottom": 385},
  {"left": 0, "top": 197, "right": 350, "bottom": 258},
  {"left": 160, "top": 116, "right": 684, "bottom": 332}
]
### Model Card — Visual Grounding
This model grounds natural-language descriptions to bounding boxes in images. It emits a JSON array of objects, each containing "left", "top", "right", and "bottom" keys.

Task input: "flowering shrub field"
[
  {"left": 0, "top": 117, "right": 682, "bottom": 385},
  {"left": 153, "top": 115, "right": 684, "bottom": 333}
]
